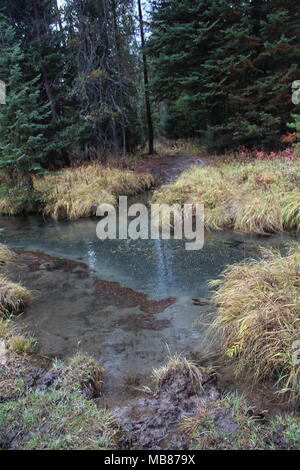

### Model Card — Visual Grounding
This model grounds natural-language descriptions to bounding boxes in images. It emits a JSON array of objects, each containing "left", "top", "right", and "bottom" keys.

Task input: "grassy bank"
[
  {"left": 0, "top": 246, "right": 31, "bottom": 317},
  {"left": 0, "top": 162, "right": 154, "bottom": 220},
  {"left": 0, "top": 245, "right": 299, "bottom": 449},
  {"left": 153, "top": 157, "right": 300, "bottom": 233},
  {"left": 0, "top": 246, "right": 117, "bottom": 450},
  {"left": 209, "top": 245, "right": 300, "bottom": 404},
  {"left": 0, "top": 352, "right": 117, "bottom": 450},
  {"left": 183, "top": 393, "right": 300, "bottom": 450}
]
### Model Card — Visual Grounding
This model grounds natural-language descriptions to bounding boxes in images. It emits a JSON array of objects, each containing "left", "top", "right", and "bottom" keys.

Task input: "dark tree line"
[
  {"left": 0, "top": 0, "right": 151, "bottom": 168},
  {"left": 1, "top": 0, "right": 299, "bottom": 178},
  {"left": 148, "top": 0, "right": 300, "bottom": 150}
]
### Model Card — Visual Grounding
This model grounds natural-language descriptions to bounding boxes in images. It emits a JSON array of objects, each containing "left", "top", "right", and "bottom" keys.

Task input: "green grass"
[
  {"left": 182, "top": 393, "right": 300, "bottom": 450},
  {"left": 153, "top": 158, "right": 300, "bottom": 233},
  {"left": 209, "top": 245, "right": 300, "bottom": 404},
  {"left": 0, "top": 350, "right": 117, "bottom": 450},
  {"left": 0, "top": 388, "right": 117, "bottom": 450}
]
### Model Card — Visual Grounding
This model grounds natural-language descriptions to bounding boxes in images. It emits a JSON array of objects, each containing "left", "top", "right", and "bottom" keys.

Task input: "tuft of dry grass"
[
  {"left": 152, "top": 354, "right": 203, "bottom": 389},
  {"left": 63, "top": 352, "right": 104, "bottom": 398},
  {"left": 209, "top": 246, "right": 300, "bottom": 404},
  {"left": 0, "top": 276, "right": 31, "bottom": 316},
  {"left": 153, "top": 158, "right": 300, "bottom": 233},
  {"left": 34, "top": 162, "right": 154, "bottom": 220},
  {"left": 181, "top": 393, "right": 300, "bottom": 450},
  {"left": 0, "top": 198, "right": 19, "bottom": 216},
  {"left": 0, "top": 317, "right": 10, "bottom": 339},
  {"left": 0, "top": 245, "right": 12, "bottom": 266},
  {"left": 8, "top": 334, "right": 36, "bottom": 355}
]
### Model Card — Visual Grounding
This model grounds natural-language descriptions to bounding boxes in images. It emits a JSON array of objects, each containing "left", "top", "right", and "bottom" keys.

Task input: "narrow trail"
[{"left": 134, "top": 152, "right": 207, "bottom": 186}]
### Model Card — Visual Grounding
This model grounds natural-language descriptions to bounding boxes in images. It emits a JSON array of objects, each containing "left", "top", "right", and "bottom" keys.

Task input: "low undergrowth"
[
  {"left": 0, "top": 350, "right": 117, "bottom": 450},
  {"left": 0, "top": 162, "right": 154, "bottom": 220},
  {"left": 0, "top": 388, "right": 117, "bottom": 450},
  {"left": 182, "top": 393, "right": 300, "bottom": 450},
  {"left": 209, "top": 245, "right": 300, "bottom": 404},
  {"left": 153, "top": 157, "right": 300, "bottom": 233},
  {"left": 155, "top": 137, "right": 203, "bottom": 157},
  {"left": 0, "top": 245, "right": 31, "bottom": 317}
]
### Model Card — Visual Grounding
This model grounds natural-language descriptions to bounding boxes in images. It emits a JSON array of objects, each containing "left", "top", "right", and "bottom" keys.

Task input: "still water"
[{"left": 0, "top": 215, "right": 298, "bottom": 394}]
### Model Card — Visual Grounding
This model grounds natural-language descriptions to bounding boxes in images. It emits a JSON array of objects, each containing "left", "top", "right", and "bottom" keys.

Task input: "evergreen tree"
[
  {"left": 148, "top": 0, "right": 300, "bottom": 150},
  {"left": 0, "top": 16, "right": 50, "bottom": 210},
  {"left": 1, "top": 0, "right": 145, "bottom": 162}
]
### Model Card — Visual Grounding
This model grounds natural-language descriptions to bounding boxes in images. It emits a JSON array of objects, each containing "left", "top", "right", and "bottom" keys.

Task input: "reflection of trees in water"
[{"left": 154, "top": 239, "right": 174, "bottom": 297}]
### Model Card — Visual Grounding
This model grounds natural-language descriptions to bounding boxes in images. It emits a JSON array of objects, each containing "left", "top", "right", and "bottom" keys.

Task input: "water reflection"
[
  {"left": 0, "top": 215, "right": 299, "bottom": 300},
  {"left": 154, "top": 239, "right": 174, "bottom": 297}
]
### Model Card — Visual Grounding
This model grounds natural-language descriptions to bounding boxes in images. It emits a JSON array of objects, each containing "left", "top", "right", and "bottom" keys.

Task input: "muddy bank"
[
  {"left": 115, "top": 366, "right": 219, "bottom": 450},
  {"left": 1, "top": 349, "right": 299, "bottom": 450}
]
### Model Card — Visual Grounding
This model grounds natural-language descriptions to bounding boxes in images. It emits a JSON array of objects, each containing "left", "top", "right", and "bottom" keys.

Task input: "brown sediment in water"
[
  {"left": 4, "top": 249, "right": 181, "bottom": 405},
  {"left": 94, "top": 279, "right": 175, "bottom": 314},
  {"left": 13, "top": 249, "right": 176, "bottom": 314}
]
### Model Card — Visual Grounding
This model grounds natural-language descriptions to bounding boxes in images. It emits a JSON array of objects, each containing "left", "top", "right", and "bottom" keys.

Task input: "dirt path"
[{"left": 134, "top": 152, "right": 207, "bottom": 185}]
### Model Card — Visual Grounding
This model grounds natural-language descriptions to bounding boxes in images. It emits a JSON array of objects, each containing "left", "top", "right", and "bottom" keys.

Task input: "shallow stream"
[{"left": 0, "top": 215, "right": 298, "bottom": 400}]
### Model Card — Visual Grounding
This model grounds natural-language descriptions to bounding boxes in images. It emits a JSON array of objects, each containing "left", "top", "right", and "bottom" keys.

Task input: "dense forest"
[
  {"left": 0, "top": 0, "right": 299, "bottom": 170},
  {"left": 0, "top": 1, "right": 300, "bottom": 452}
]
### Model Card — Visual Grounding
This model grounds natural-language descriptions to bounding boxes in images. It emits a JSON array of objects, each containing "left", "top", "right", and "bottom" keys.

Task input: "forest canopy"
[
  {"left": 0, "top": 0, "right": 299, "bottom": 170},
  {"left": 148, "top": 0, "right": 300, "bottom": 150}
]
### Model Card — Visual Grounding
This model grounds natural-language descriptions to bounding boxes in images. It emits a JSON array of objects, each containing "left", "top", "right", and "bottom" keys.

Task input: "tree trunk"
[
  {"left": 33, "top": 1, "right": 59, "bottom": 121},
  {"left": 137, "top": 0, "right": 154, "bottom": 154}
]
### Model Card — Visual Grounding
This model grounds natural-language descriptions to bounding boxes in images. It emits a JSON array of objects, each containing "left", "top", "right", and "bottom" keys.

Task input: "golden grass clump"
[
  {"left": 210, "top": 246, "right": 300, "bottom": 403},
  {"left": 64, "top": 352, "right": 104, "bottom": 398},
  {"left": 152, "top": 354, "right": 203, "bottom": 389},
  {"left": 0, "top": 244, "right": 12, "bottom": 266},
  {"left": 34, "top": 162, "right": 154, "bottom": 220},
  {"left": 153, "top": 158, "right": 300, "bottom": 233},
  {"left": 0, "top": 198, "right": 19, "bottom": 216},
  {"left": 8, "top": 334, "right": 36, "bottom": 355},
  {"left": 0, "top": 276, "right": 31, "bottom": 316},
  {"left": 0, "top": 317, "right": 10, "bottom": 339}
]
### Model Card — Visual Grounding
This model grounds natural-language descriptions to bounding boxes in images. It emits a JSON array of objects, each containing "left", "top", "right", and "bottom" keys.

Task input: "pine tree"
[
  {"left": 0, "top": 16, "right": 50, "bottom": 210},
  {"left": 148, "top": 0, "right": 300, "bottom": 150}
]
